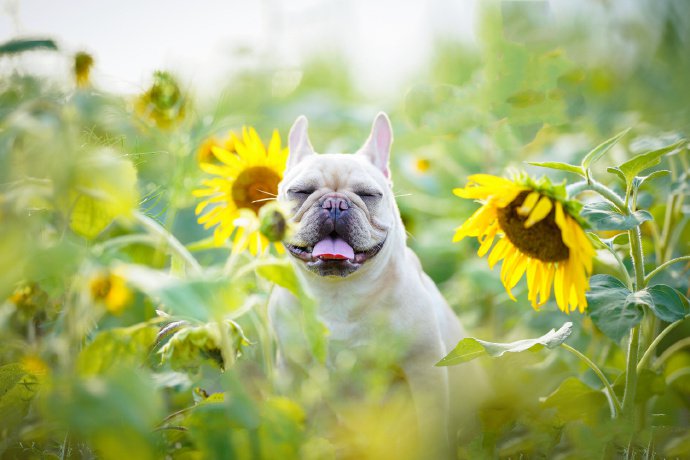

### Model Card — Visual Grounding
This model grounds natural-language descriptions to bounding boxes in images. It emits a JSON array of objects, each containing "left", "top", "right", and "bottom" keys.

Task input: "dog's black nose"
[{"left": 321, "top": 195, "right": 349, "bottom": 221}]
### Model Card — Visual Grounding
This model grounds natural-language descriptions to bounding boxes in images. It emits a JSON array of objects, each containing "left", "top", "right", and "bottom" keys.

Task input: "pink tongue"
[{"left": 312, "top": 236, "right": 355, "bottom": 260}]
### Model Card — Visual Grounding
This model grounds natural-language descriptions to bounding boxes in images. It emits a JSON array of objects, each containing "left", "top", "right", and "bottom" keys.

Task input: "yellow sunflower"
[
  {"left": 196, "top": 134, "right": 237, "bottom": 165},
  {"left": 453, "top": 174, "right": 594, "bottom": 313},
  {"left": 193, "top": 126, "right": 288, "bottom": 255}
]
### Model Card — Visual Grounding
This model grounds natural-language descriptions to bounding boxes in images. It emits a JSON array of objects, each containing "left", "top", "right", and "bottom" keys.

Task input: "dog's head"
[{"left": 278, "top": 113, "right": 398, "bottom": 277}]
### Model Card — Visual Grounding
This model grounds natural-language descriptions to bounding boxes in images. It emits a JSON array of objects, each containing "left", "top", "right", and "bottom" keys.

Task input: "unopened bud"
[{"left": 258, "top": 201, "right": 289, "bottom": 242}]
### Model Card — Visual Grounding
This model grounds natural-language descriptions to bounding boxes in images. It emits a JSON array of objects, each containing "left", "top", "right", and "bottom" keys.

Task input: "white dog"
[{"left": 269, "top": 113, "right": 481, "bottom": 455}]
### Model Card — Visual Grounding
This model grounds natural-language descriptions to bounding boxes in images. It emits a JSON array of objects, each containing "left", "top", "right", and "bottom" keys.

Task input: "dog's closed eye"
[
  {"left": 287, "top": 188, "right": 315, "bottom": 198},
  {"left": 354, "top": 190, "right": 383, "bottom": 199}
]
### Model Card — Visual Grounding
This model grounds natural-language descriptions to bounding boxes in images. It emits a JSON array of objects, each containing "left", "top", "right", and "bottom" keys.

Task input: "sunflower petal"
[
  {"left": 211, "top": 146, "right": 242, "bottom": 169},
  {"left": 477, "top": 222, "right": 499, "bottom": 257},
  {"left": 539, "top": 263, "right": 555, "bottom": 306},
  {"left": 524, "top": 196, "right": 553, "bottom": 228},
  {"left": 517, "top": 192, "right": 540, "bottom": 216},
  {"left": 488, "top": 237, "right": 510, "bottom": 269},
  {"left": 506, "top": 254, "right": 528, "bottom": 290}
]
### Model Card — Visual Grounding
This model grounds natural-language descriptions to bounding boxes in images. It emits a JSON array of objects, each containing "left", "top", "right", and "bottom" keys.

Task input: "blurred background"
[
  {"left": 1, "top": 0, "right": 689, "bottom": 458},
  {"left": 0, "top": 0, "right": 477, "bottom": 98}
]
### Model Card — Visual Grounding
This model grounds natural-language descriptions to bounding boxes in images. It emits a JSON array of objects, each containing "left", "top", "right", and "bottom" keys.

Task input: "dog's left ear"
[
  {"left": 287, "top": 115, "right": 315, "bottom": 170},
  {"left": 358, "top": 112, "right": 393, "bottom": 179}
]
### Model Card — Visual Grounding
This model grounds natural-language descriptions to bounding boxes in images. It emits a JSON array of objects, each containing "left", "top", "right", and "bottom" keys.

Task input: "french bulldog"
[{"left": 268, "top": 113, "right": 481, "bottom": 455}]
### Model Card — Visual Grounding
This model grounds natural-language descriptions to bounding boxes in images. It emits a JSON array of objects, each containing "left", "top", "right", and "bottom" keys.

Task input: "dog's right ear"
[{"left": 287, "top": 115, "right": 315, "bottom": 169}]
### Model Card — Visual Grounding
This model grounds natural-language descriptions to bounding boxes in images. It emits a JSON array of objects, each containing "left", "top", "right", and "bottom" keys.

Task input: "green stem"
[
  {"left": 92, "top": 234, "right": 157, "bottom": 254},
  {"left": 561, "top": 343, "right": 622, "bottom": 417},
  {"left": 621, "top": 223, "right": 646, "bottom": 420},
  {"left": 218, "top": 319, "right": 236, "bottom": 370},
  {"left": 629, "top": 227, "right": 646, "bottom": 290},
  {"left": 567, "top": 179, "right": 627, "bottom": 210},
  {"left": 637, "top": 319, "right": 686, "bottom": 372},
  {"left": 134, "top": 211, "right": 202, "bottom": 275},
  {"left": 622, "top": 326, "right": 641, "bottom": 416},
  {"left": 602, "top": 241, "right": 634, "bottom": 290},
  {"left": 653, "top": 331, "right": 690, "bottom": 371},
  {"left": 644, "top": 256, "right": 690, "bottom": 284},
  {"left": 60, "top": 432, "right": 70, "bottom": 460},
  {"left": 587, "top": 180, "right": 627, "bottom": 211}
]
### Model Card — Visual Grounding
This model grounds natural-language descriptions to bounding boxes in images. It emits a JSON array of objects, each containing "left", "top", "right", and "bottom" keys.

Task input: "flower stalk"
[
  {"left": 560, "top": 343, "right": 622, "bottom": 417},
  {"left": 134, "top": 211, "right": 202, "bottom": 275}
]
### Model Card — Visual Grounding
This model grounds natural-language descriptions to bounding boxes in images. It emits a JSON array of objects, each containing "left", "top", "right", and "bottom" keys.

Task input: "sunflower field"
[{"left": 2, "top": 2, "right": 690, "bottom": 459}]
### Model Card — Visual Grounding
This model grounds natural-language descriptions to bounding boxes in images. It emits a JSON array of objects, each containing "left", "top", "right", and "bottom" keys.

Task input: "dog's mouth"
[{"left": 285, "top": 234, "right": 386, "bottom": 277}]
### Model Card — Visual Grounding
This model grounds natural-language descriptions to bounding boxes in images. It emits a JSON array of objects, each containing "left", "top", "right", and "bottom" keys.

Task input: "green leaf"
[
  {"left": 0, "top": 363, "right": 40, "bottom": 431},
  {"left": 121, "top": 265, "right": 251, "bottom": 322},
  {"left": 255, "top": 259, "right": 328, "bottom": 363},
  {"left": 581, "top": 201, "right": 652, "bottom": 231},
  {"left": 542, "top": 377, "right": 609, "bottom": 425},
  {"left": 625, "top": 290, "right": 654, "bottom": 311},
  {"left": 0, "top": 38, "right": 58, "bottom": 55},
  {"left": 633, "top": 170, "right": 670, "bottom": 191},
  {"left": 47, "top": 367, "right": 163, "bottom": 459},
  {"left": 587, "top": 275, "right": 642, "bottom": 342},
  {"left": 527, "top": 161, "right": 585, "bottom": 177},
  {"left": 617, "top": 140, "right": 686, "bottom": 187},
  {"left": 436, "top": 322, "right": 573, "bottom": 366},
  {"left": 77, "top": 324, "right": 158, "bottom": 375},
  {"left": 255, "top": 258, "right": 301, "bottom": 297},
  {"left": 587, "top": 232, "right": 629, "bottom": 251},
  {"left": 607, "top": 166, "right": 627, "bottom": 185},
  {"left": 646, "top": 284, "right": 689, "bottom": 323},
  {"left": 581, "top": 128, "right": 630, "bottom": 171},
  {"left": 69, "top": 148, "right": 139, "bottom": 239}
]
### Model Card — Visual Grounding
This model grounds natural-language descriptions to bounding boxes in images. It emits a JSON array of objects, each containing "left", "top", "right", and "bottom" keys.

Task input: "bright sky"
[{"left": 1, "top": 0, "right": 477, "bottom": 99}]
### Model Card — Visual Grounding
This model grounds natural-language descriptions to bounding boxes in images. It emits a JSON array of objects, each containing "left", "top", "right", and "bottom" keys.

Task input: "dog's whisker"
[
  {"left": 257, "top": 189, "right": 277, "bottom": 197},
  {"left": 251, "top": 197, "right": 276, "bottom": 204},
  {"left": 394, "top": 193, "right": 413, "bottom": 198}
]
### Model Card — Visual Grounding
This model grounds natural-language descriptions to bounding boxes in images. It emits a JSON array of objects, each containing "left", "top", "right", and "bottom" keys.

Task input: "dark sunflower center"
[
  {"left": 496, "top": 191, "right": 569, "bottom": 262},
  {"left": 231, "top": 166, "right": 281, "bottom": 214}
]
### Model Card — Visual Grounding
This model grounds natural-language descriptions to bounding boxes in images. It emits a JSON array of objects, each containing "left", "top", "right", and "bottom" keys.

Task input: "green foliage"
[
  {"left": 581, "top": 128, "right": 630, "bottom": 174},
  {"left": 77, "top": 324, "right": 158, "bottom": 375},
  {"left": 609, "top": 140, "right": 687, "bottom": 192},
  {"left": 0, "top": 38, "right": 58, "bottom": 55},
  {"left": 542, "top": 377, "right": 608, "bottom": 425},
  {"left": 527, "top": 160, "right": 585, "bottom": 177},
  {"left": 581, "top": 201, "right": 653, "bottom": 231},
  {"left": 586, "top": 275, "right": 643, "bottom": 342},
  {"left": 45, "top": 368, "right": 164, "bottom": 460},
  {"left": 645, "top": 284, "right": 689, "bottom": 323},
  {"left": 0, "top": 363, "right": 40, "bottom": 431},
  {"left": 68, "top": 147, "right": 139, "bottom": 238},
  {"left": 437, "top": 322, "right": 572, "bottom": 366}
]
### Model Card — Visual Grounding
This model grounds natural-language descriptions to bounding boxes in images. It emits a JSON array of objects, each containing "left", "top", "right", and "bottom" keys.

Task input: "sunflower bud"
[
  {"left": 258, "top": 201, "right": 289, "bottom": 242},
  {"left": 74, "top": 52, "right": 94, "bottom": 88},
  {"left": 135, "top": 71, "right": 186, "bottom": 129}
]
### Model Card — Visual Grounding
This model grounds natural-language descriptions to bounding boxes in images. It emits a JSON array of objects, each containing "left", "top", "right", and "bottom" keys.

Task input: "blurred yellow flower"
[
  {"left": 453, "top": 174, "right": 594, "bottom": 313},
  {"left": 197, "top": 134, "right": 236, "bottom": 165},
  {"left": 21, "top": 355, "right": 49, "bottom": 376},
  {"left": 89, "top": 271, "right": 133, "bottom": 315},
  {"left": 74, "top": 52, "right": 94, "bottom": 88},
  {"left": 193, "top": 126, "right": 288, "bottom": 255},
  {"left": 414, "top": 157, "right": 431, "bottom": 174}
]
